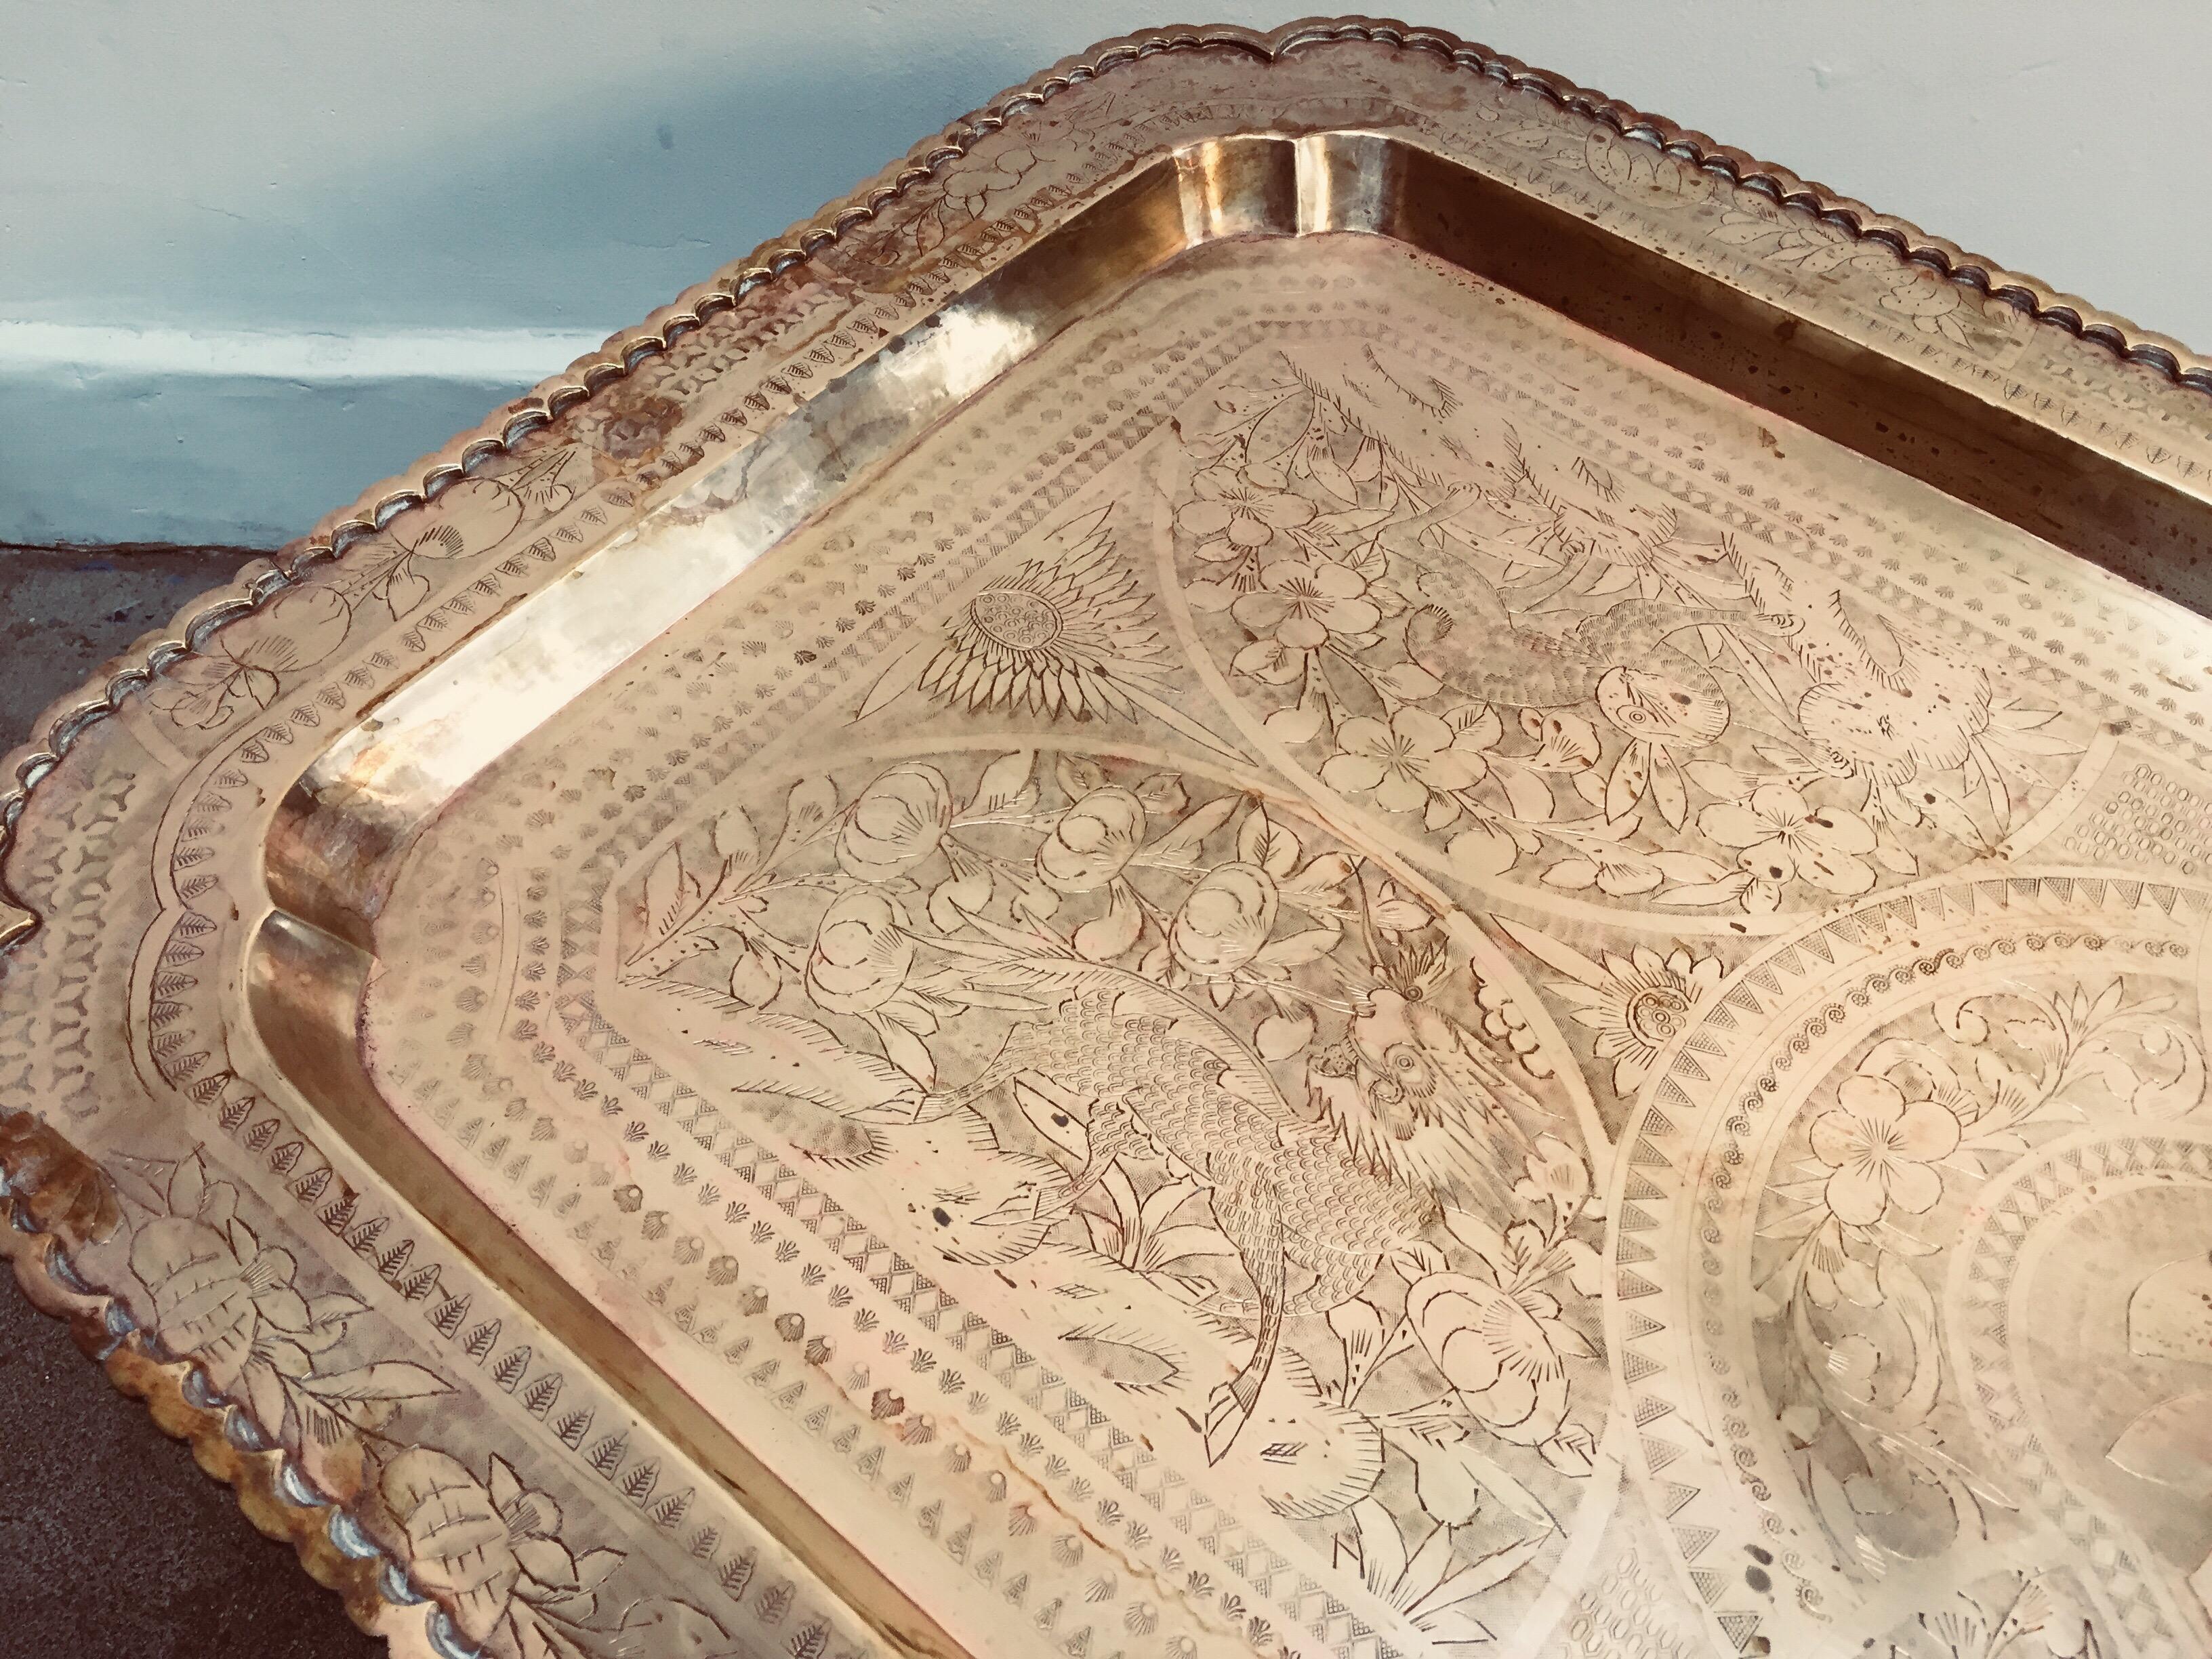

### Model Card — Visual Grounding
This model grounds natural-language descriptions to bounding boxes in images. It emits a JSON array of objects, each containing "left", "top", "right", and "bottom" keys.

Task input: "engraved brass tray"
[{"left": 8, "top": 20, "right": 2212, "bottom": 1659}]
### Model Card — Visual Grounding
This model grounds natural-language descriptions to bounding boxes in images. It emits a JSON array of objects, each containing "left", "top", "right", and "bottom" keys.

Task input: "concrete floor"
[{"left": 0, "top": 547, "right": 382, "bottom": 1658}]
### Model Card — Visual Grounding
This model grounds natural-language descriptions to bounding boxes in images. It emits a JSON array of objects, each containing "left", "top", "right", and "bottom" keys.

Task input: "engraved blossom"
[
  {"left": 1169, "top": 862, "right": 1279, "bottom": 977},
  {"left": 1178, "top": 464, "right": 1316, "bottom": 553},
  {"left": 1810, "top": 1073, "right": 1960, "bottom": 1227},
  {"left": 127, "top": 1154, "right": 311, "bottom": 1397},
  {"left": 1036, "top": 786, "right": 1147, "bottom": 894},
  {"left": 1549, "top": 945, "right": 1722, "bottom": 1095},
  {"left": 1322, "top": 708, "right": 1490, "bottom": 813},
  {"left": 838, "top": 764, "right": 954, "bottom": 882},
  {"left": 379, "top": 1449, "right": 581, "bottom": 1643},
  {"left": 1698, "top": 783, "right": 1877, "bottom": 895},
  {"left": 939, "top": 142, "right": 1038, "bottom": 218},
  {"left": 1403, "top": 1269, "right": 1574, "bottom": 1445},
  {"left": 806, "top": 890, "right": 917, "bottom": 1015},
  {"left": 1233, "top": 558, "right": 1380, "bottom": 651}
]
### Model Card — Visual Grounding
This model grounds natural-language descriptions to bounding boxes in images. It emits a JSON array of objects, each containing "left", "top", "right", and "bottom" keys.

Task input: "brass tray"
[{"left": 7, "top": 19, "right": 2212, "bottom": 1658}]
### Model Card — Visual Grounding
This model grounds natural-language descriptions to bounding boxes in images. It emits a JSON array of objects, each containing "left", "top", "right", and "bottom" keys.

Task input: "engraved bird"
[
  {"left": 1400, "top": 550, "right": 1800, "bottom": 752},
  {"left": 920, "top": 912, "right": 1548, "bottom": 1464},
  {"left": 1735, "top": 549, "right": 2022, "bottom": 817}
]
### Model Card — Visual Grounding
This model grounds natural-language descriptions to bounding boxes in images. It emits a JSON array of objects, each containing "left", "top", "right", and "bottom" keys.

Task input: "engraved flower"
[
  {"left": 127, "top": 1150, "right": 313, "bottom": 1399},
  {"left": 1177, "top": 464, "right": 1317, "bottom": 554},
  {"left": 1335, "top": 1496, "right": 1500, "bottom": 1647},
  {"left": 1233, "top": 558, "right": 1380, "bottom": 653},
  {"left": 1169, "top": 863, "right": 1280, "bottom": 977},
  {"left": 1036, "top": 786, "right": 1147, "bottom": 894},
  {"left": 939, "top": 142, "right": 1038, "bottom": 219},
  {"left": 149, "top": 583, "right": 352, "bottom": 731},
  {"left": 918, "top": 510, "right": 1166, "bottom": 719},
  {"left": 806, "top": 890, "right": 917, "bottom": 1016},
  {"left": 118, "top": 1147, "right": 451, "bottom": 1479},
  {"left": 1322, "top": 708, "right": 1490, "bottom": 813},
  {"left": 1810, "top": 1073, "right": 1960, "bottom": 1227},
  {"left": 1546, "top": 945, "right": 1723, "bottom": 1096},
  {"left": 806, "top": 890, "right": 941, "bottom": 1082},
  {"left": 380, "top": 1449, "right": 582, "bottom": 1643},
  {"left": 1404, "top": 1269, "right": 1574, "bottom": 1444},
  {"left": 1698, "top": 783, "right": 1878, "bottom": 895},
  {"left": 837, "top": 764, "right": 954, "bottom": 882}
]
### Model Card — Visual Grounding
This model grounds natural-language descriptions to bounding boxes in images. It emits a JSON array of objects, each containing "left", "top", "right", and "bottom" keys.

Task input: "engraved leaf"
[
  {"left": 1236, "top": 804, "right": 1301, "bottom": 878},
  {"left": 1143, "top": 1225, "right": 1240, "bottom": 1269},
  {"left": 2109, "top": 1393, "right": 2212, "bottom": 1484},
  {"left": 969, "top": 750, "right": 1038, "bottom": 817},
  {"left": 872, "top": 1015, "right": 937, "bottom": 1089},
  {"left": 1255, "top": 928, "right": 1339, "bottom": 970},
  {"left": 1248, "top": 390, "right": 1315, "bottom": 466},
  {"left": 297, "top": 1361, "right": 454, "bottom": 1404},
  {"left": 1603, "top": 744, "right": 1647, "bottom": 823},
  {"left": 1307, "top": 438, "right": 1359, "bottom": 506},
  {"left": 643, "top": 846, "right": 695, "bottom": 943},
  {"left": 1448, "top": 822, "right": 1518, "bottom": 879},
  {"left": 928, "top": 867, "right": 992, "bottom": 933},
  {"left": 1499, "top": 764, "right": 1556, "bottom": 825},
  {"left": 1647, "top": 750, "right": 1687, "bottom": 830},
  {"left": 1134, "top": 773, "right": 1187, "bottom": 816},
  {"left": 1373, "top": 661, "right": 1441, "bottom": 703},
  {"left": 1370, "top": 890, "right": 1431, "bottom": 932},
  {"left": 1656, "top": 877, "right": 1754, "bottom": 909},
  {"left": 713, "top": 806, "right": 760, "bottom": 873},
  {"left": 1876, "top": 1253, "right": 1941, "bottom": 1428},
  {"left": 1141, "top": 794, "right": 1240, "bottom": 869},
  {"left": 572, "top": 1548, "right": 625, "bottom": 1590},
  {"left": 727, "top": 945, "right": 781, "bottom": 1008},
  {"left": 1711, "top": 209, "right": 1780, "bottom": 247},
  {"left": 1430, "top": 1528, "right": 1547, "bottom": 1602},
  {"left": 1256, "top": 1010, "right": 1315, "bottom": 1061},
  {"left": 1584, "top": 129, "right": 1689, "bottom": 199},
  {"left": 773, "top": 776, "right": 838, "bottom": 865},
  {"left": 1056, "top": 754, "right": 1108, "bottom": 801},
  {"left": 386, "top": 566, "right": 434, "bottom": 622}
]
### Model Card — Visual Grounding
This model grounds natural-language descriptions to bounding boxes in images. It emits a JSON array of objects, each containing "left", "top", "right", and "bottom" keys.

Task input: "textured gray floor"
[{"left": 0, "top": 547, "right": 383, "bottom": 1658}]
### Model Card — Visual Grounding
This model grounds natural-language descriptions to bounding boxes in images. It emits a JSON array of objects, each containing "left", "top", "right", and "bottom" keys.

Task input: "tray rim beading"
[{"left": 3, "top": 14, "right": 2209, "bottom": 1651}]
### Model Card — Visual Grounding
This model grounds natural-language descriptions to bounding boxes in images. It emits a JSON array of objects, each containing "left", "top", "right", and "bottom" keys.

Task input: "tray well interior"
[{"left": 245, "top": 127, "right": 2210, "bottom": 1646}]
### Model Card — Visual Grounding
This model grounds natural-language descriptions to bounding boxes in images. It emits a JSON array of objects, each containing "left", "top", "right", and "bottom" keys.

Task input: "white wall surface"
[{"left": 4, "top": 2, "right": 2208, "bottom": 545}]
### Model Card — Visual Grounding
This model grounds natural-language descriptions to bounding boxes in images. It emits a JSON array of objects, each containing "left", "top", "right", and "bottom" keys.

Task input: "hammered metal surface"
[{"left": 4, "top": 21, "right": 2211, "bottom": 1659}]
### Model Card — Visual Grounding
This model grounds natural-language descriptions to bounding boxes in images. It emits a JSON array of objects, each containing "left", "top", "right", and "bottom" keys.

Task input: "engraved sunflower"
[
  {"left": 860, "top": 504, "right": 1246, "bottom": 761},
  {"left": 1544, "top": 944, "right": 1721, "bottom": 1096},
  {"left": 920, "top": 516, "right": 1164, "bottom": 719}
]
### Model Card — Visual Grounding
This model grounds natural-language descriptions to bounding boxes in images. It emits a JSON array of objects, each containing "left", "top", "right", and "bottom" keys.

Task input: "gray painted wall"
[{"left": 5, "top": 2, "right": 2205, "bottom": 546}]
